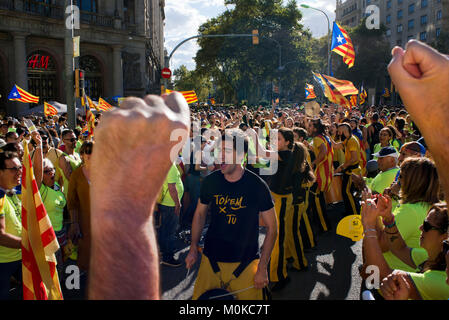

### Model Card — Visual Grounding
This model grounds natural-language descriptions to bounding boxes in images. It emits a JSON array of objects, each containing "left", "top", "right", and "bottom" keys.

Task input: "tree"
[
  {"left": 194, "top": 0, "right": 315, "bottom": 105},
  {"left": 173, "top": 65, "right": 212, "bottom": 102}
]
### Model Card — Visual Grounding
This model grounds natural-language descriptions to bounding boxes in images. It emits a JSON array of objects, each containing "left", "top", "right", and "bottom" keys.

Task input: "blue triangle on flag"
[
  {"left": 331, "top": 22, "right": 347, "bottom": 51},
  {"left": 8, "top": 85, "right": 21, "bottom": 100}
]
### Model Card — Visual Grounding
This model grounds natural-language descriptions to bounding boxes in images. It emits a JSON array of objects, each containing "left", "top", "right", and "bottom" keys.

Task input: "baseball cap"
[{"left": 372, "top": 146, "right": 399, "bottom": 159}]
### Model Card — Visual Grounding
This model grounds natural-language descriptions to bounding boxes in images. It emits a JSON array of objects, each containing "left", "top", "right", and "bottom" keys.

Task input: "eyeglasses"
[
  {"left": 44, "top": 168, "right": 55, "bottom": 174},
  {"left": 422, "top": 220, "right": 447, "bottom": 234},
  {"left": 4, "top": 166, "right": 22, "bottom": 173}
]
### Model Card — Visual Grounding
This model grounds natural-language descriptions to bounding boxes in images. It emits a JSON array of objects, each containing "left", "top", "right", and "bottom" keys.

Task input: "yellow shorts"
[{"left": 192, "top": 255, "right": 263, "bottom": 300}]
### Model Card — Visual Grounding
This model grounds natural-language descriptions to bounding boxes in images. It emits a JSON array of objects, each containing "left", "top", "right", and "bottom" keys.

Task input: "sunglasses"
[
  {"left": 64, "top": 138, "right": 77, "bottom": 143},
  {"left": 422, "top": 220, "right": 447, "bottom": 234}
]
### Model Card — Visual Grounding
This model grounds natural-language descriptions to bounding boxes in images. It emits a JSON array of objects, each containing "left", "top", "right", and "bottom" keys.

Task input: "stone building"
[
  {"left": 336, "top": 0, "right": 449, "bottom": 48},
  {"left": 0, "top": 0, "right": 165, "bottom": 116}
]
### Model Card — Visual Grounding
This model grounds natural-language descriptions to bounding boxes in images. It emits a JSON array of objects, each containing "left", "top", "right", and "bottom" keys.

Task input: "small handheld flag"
[
  {"left": 331, "top": 22, "right": 355, "bottom": 68},
  {"left": 305, "top": 84, "right": 317, "bottom": 100},
  {"left": 98, "top": 98, "right": 113, "bottom": 111},
  {"left": 8, "top": 85, "right": 40, "bottom": 104},
  {"left": 44, "top": 102, "right": 58, "bottom": 117},
  {"left": 166, "top": 90, "right": 199, "bottom": 104}
]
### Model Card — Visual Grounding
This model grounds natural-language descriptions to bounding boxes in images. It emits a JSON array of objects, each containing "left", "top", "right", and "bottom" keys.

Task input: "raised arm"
[{"left": 88, "top": 93, "right": 190, "bottom": 300}]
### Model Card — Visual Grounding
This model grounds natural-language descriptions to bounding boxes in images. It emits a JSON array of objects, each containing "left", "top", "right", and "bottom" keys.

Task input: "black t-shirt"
[{"left": 200, "top": 169, "right": 274, "bottom": 263}]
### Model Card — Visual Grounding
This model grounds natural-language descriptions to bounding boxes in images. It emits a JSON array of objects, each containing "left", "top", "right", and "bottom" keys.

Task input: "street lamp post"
[{"left": 300, "top": 4, "right": 331, "bottom": 75}]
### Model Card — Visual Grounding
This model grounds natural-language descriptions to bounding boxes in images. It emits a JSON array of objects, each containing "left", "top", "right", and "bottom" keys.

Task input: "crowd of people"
[{"left": 0, "top": 40, "right": 448, "bottom": 300}]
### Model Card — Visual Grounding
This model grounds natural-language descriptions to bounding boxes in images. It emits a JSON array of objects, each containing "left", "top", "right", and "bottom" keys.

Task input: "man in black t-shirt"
[{"left": 185, "top": 129, "right": 277, "bottom": 300}]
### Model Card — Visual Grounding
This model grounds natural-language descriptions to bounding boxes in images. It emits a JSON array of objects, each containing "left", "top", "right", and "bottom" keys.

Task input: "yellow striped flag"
[
  {"left": 320, "top": 74, "right": 359, "bottom": 96},
  {"left": 166, "top": 89, "right": 198, "bottom": 104},
  {"left": 313, "top": 72, "right": 351, "bottom": 108},
  {"left": 21, "top": 141, "right": 63, "bottom": 300},
  {"left": 98, "top": 98, "right": 113, "bottom": 111},
  {"left": 44, "top": 102, "right": 58, "bottom": 117},
  {"left": 331, "top": 22, "right": 355, "bottom": 68},
  {"left": 8, "top": 85, "right": 40, "bottom": 104},
  {"left": 82, "top": 93, "right": 96, "bottom": 138}
]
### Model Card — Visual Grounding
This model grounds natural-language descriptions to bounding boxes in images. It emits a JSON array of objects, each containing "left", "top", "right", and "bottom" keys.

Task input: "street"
[{"left": 161, "top": 202, "right": 363, "bottom": 300}]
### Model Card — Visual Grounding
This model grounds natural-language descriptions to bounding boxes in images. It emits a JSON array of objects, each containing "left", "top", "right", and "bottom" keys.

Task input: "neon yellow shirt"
[
  {"left": 0, "top": 194, "right": 22, "bottom": 263},
  {"left": 383, "top": 202, "right": 431, "bottom": 272},
  {"left": 159, "top": 163, "right": 184, "bottom": 207},
  {"left": 368, "top": 167, "right": 399, "bottom": 194},
  {"left": 40, "top": 183, "right": 66, "bottom": 232}
]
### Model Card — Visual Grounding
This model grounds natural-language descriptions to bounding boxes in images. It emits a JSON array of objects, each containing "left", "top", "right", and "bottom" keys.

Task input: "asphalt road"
[{"left": 161, "top": 202, "right": 363, "bottom": 300}]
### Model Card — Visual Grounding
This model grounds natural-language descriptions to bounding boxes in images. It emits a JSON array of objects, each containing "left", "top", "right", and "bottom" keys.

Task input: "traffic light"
[
  {"left": 74, "top": 69, "right": 85, "bottom": 97},
  {"left": 252, "top": 29, "right": 259, "bottom": 45}
]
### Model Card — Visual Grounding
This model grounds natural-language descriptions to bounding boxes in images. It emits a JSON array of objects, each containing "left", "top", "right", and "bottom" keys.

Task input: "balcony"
[
  {"left": 0, "top": 0, "right": 14, "bottom": 10},
  {"left": 1, "top": 0, "right": 114, "bottom": 29}
]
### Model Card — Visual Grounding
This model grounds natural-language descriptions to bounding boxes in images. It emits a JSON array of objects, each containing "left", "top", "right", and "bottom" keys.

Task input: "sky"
[{"left": 164, "top": 0, "right": 336, "bottom": 71}]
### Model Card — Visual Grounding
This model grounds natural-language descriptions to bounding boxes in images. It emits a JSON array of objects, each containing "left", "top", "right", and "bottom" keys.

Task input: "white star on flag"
[
  {"left": 13, "top": 92, "right": 18, "bottom": 97},
  {"left": 337, "top": 35, "right": 344, "bottom": 43}
]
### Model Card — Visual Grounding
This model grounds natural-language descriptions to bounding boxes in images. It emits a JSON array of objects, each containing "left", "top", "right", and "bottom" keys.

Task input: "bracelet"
[
  {"left": 383, "top": 217, "right": 396, "bottom": 228},
  {"left": 364, "top": 228, "right": 377, "bottom": 233},
  {"left": 384, "top": 230, "right": 399, "bottom": 235},
  {"left": 364, "top": 235, "right": 378, "bottom": 239}
]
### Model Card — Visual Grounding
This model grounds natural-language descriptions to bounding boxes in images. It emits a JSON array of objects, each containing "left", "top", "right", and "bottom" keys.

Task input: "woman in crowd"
[
  {"left": 248, "top": 127, "right": 315, "bottom": 290},
  {"left": 362, "top": 197, "right": 449, "bottom": 300},
  {"left": 372, "top": 127, "right": 394, "bottom": 159}
]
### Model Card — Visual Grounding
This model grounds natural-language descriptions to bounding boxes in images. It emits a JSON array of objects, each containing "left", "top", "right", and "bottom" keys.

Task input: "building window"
[
  {"left": 387, "top": 0, "right": 392, "bottom": 9},
  {"left": 386, "top": 14, "right": 391, "bottom": 24},
  {"left": 398, "top": 0, "right": 403, "bottom": 4},
  {"left": 27, "top": 51, "right": 58, "bottom": 104},
  {"left": 421, "top": 0, "right": 428, "bottom": 8},
  {"left": 397, "top": 10, "right": 403, "bottom": 19},
  {"left": 75, "top": 0, "right": 97, "bottom": 13},
  {"left": 420, "top": 31, "right": 427, "bottom": 41},
  {"left": 408, "top": 19, "right": 414, "bottom": 30},
  {"left": 386, "top": 29, "right": 392, "bottom": 37},
  {"left": 397, "top": 24, "right": 403, "bottom": 33},
  {"left": 397, "top": 39, "right": 402, "bottom": 46},
  {"left": 409, "top": 4, "right": 415, "bottom": 14},
  {"left": 437, "top": 10, "right": 442, "bottom": 21},
  {"left": 436, "top": 28, "right": 441, "bottom": 38},
  {"left": 80, "top": 55, "right": 103, "bottom": 99},
  {"left": 421, "top": 15, "right": 427, "bottom": 25}
]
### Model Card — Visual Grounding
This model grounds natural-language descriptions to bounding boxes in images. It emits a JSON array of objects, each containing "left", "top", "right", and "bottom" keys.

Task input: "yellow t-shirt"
[
  {"left": 343, "top": 136, "right": 361, "bottom": 175},
  {"left": 0, "top": 194, "right": 22, "bottom": 263}
]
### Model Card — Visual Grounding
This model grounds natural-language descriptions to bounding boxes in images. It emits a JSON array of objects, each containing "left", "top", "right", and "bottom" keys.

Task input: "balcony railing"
[
  {"left": 23, "top": 0, "right": 64, "bottom": 19},
  {"left": 0, "top": 0, "right": 14, "bottom": 10},
  {"left": 1, "top": 0, "right": 115, "bottom": 29}
]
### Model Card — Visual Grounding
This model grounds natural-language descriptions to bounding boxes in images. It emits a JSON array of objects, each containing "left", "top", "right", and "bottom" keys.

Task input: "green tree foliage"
[
  {"left": 194, "top": 0, "right": 315, "bottom": 105},
  {"left": 173, "top": 65, "right": 212, "bottom": 102}
]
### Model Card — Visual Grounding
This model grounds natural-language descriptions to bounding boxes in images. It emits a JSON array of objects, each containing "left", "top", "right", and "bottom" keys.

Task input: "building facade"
[
  {"left": 0, "top": 0, "right": 165, "bottom": 116},
  {"left": 336, "top": 0, "right": 448, "bottom": 48}
]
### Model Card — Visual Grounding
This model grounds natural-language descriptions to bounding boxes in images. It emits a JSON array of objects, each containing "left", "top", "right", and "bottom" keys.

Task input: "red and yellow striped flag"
[
  {"left": 331, "top": 22, "right": 355, "bottom": 68},
  {"left": 44, "top": 102, "right": 58, "bottom": 117},
  {"left": 8, "top": 85, "right": 40, "bottom": 104},
  {"left": 166, "top": 89, "right": 199, "bottom": 104},
  {"left": 21, "top": 141, "right": 63, "bottom": 300},
  {"left": 98, "top": 98, "right": 113, "bottom": 111}
]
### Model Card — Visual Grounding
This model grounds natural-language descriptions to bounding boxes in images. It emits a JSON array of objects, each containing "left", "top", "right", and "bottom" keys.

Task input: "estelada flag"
[
  {"left": 166, "top": 89, "right": 198, "bottom": 104},
  {"left": 350, "top": 95, "right": 358, "bottom": 107},
  {"left": 305, "top": 84, "right": 316, "bottom": 100},
  {"left": 44, "top": 102, "right": 58, "bottom": 117},
  {"left": 98, "top": 98, "right": 113, "bottom": 111},
  {"left": 320, "top": 74, "right": 359, "bottom": 96},
  {"left": 21, "top": 140, "right": 63, "bottom": 300},
  {"left": 312, "top": 72, "right": 351, "bottom": 108},
  {"left": 331, "top": 22, "right": 355, "bottom": 68},
  {"left": 8, "top": 85, "right": 40, "bottom": 104}
]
